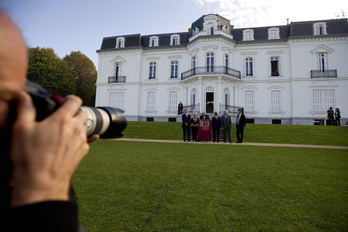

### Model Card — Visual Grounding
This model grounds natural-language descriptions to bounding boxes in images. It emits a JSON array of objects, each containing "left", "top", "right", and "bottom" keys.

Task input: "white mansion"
[{"left": 96, "top": 14, "right": 348, "bottom": 125}]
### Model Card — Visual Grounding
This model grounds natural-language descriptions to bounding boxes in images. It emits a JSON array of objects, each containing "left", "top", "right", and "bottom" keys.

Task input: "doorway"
[{"left": 206, "top": 92, "right": 214, "bottom": 113}]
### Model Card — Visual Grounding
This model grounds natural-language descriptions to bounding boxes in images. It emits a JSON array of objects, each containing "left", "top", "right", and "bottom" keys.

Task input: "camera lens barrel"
[{"left": 80, "top": 106, "right": 127, "bottom": 138}]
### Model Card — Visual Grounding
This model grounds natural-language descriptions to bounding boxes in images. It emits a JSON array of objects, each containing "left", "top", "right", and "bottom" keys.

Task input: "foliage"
[
  {"left": 27, "top": 47, "right": 76, "bottom": 97},
  {"left": 63, "top": 51, "right": 97, "bottom": 106},
  {"left": 74, "top": 140, "right": 348, "bottom": 231}
]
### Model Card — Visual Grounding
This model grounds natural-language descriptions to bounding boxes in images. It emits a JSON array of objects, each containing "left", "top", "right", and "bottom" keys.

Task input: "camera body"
[{"left": 24, "top": 80, "right": 127, "bottom": 138}]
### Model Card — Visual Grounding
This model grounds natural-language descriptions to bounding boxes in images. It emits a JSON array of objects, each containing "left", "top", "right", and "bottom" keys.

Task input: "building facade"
[{"left": 96, "top": 14, "right": 348, "bottom": 125}]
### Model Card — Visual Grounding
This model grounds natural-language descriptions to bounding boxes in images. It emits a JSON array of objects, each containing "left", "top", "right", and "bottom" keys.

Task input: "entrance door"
[{"left": 206, "top": 92, "right": 214, "bottom": 113}]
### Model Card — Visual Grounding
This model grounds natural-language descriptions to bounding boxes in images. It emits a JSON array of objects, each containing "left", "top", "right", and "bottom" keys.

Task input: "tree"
[
  {"left": 27, "top": 47, "right": 76, "bottom": 97},
  {"left": 63, "top": 51, "right": 97, "bottom": 106}
]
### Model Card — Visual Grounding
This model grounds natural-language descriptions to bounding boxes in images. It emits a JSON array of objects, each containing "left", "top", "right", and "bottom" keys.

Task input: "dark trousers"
[
  {"left": 192, "top": 127, "right": 198, "bottom": 141},
  {"left": 183, "top": 126, "right": 190, "bottom": 141},
  {"left": 236, "top": 126, "right": 244, "bottom": 143},
  {"left": 213, "top": 127, "right": 220, "bottom": 142},
  {"left": 222, "top": 127, "right": 231, "bottom": 143}
]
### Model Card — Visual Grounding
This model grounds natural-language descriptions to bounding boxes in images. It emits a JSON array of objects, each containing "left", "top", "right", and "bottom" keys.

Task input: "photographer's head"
[{"left": 0, "top": 9, "right": 28, "bottom": 129}]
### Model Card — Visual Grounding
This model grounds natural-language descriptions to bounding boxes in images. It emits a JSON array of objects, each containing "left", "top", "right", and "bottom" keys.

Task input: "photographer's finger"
[
  {"left": 14, "top": 91, "right": 36, "bottom": 123},
  {"left": 55, "top": 95, "right": 82, "bottom": 118}
]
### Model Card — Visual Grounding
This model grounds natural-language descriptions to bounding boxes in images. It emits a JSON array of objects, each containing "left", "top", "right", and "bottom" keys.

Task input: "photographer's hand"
[{"left": 9, "top": 92, "right": 92, "bottom": 207}]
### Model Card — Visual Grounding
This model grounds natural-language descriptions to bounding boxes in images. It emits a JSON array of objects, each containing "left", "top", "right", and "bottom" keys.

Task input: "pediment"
[
  {"left": 111, "top": 56, "right": 126, "bottom": 63},
  {"left": 311, "top": 44, "right": 334, "bottom": 54}
]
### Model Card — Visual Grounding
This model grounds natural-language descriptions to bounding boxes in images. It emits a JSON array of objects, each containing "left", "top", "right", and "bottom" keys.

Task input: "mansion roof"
[{"left": 98, "top": 15, "right": 348, "bottom": 52}]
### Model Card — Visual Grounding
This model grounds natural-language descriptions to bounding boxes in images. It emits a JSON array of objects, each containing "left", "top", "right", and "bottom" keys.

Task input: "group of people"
[
  {"left": 327, "top": 107, "right": 341, "bottom": 126},
  {"left": 181, "top": 109, "right": 246, "bottom": 143}
]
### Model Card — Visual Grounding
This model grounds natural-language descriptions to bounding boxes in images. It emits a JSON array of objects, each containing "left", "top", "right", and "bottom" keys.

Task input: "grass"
[
  {"left": 74, "top": 135, "right": 348, "bottom": 231},
  {"left": 123, "top": 121, "right": 348, "bottom": 146}
]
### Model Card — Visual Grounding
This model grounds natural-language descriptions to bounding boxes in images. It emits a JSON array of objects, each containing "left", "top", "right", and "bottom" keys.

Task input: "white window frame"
[
  {"left": 147, "top": 92, "right": 156, "bottom": 112},
  {"left": 109, "top": 92, "right": 124, "bottom": 110},
  {"left": 271, "top": 91, "right": 281, "bottom": 113},
  {"left": 169, "top": 92, "right": 177, "bottom": 112},
  {"left": 318, "top": 53, "right": 328, "bottom": 72},
  {"left": 312, "top": 89, "right": 335, "bottom": 112},
  {"left": 270, "top": 56, "right": 280, "bottom": 76},
  {"left": 115, "top": 37, "right": 125, "bottom": 48},
  {"left": 149, "top": 36, "right": 159, "bottom": 47},
  {"left": 149, "top": 62, "right": 156, "bottom": 79},
  {"left": 206, "top": 52, "right": 214, "bottom": 72},
  {"left": 170, "top": 34, "right": 180, "bottom": 45},
  {"left": 245, "top": 91, "right": 255, "bottom": 112},
  {"left": 245, "top": 57, "right": 253, "bottom": 76},
  {"left": 313, "top": 22, "right": 327, "bottom": 35},
  {"left": 268, "top": 28, "right": 280, "bottom": 40},
  {"left": 171, "top": 61, "right": 178, "bottom": 78},
  {"left": 243, "top": 29, "right": 254, "bottom": 41}
]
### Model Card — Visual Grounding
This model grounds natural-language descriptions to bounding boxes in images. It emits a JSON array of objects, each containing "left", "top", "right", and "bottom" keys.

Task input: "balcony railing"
[
  {"left": 311, "top": 70, "right": 337, "bottom": 78},
  {"left": 181, "top": 66, "right": 241, "bottom": 80},
  {"left": 108, "top": 76, "right": 126, "bottom": 83},
  {"left": 219, "top": 104, "right": 243, "bottom": 114}
]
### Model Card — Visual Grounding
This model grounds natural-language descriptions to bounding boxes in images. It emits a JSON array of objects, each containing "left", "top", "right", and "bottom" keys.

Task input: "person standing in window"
[
  {"left": 178, "top": 101, "right": 183, "bottom": 115},
  {"left": 191, "top": 113, "right": 199, "bottom": 142},
  {"left": 182, "top": 109, "right": 191, "bottom": 142}
]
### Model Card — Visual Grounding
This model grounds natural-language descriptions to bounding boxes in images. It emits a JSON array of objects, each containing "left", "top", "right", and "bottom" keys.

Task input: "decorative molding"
[
  {"left": 146, "top": 56, "right": 160, "bottom": 60},
  {"left": 311, "top": 44, "right": 334, "bottom": 54},
  {"left": 111, "top": 56, "right": 126, "bottom": 63}
]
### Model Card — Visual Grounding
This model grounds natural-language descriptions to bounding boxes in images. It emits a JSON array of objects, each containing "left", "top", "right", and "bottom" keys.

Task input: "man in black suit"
[
  {"left": 182, "top": 109, "right": 191, "bottom": 142},
  {"left": 221, "top": 110, "right": 232, "bottom": 143},
  {"left": 236, "top": 108, "right": 246, "bottom": 143},
  {"left": 199, "top": 111, "right": 210, "bottom": 120},
  {"left": 212, "top": 112, "right": 221, "bottom": 142},
  {"left": 178, "top": 101, "right": 183, "bottom": 115}
]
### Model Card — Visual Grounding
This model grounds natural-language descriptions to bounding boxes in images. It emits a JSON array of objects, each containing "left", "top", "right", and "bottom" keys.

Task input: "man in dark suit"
[
  {"left": 212, "top": 112, "right": 221, "bottom": 142},
  {"left": 199, "top": 111, "right": 210, "bottom": 120},
  {"left": 236, "top": 108, "right": 246, "bottom": 143},
  {"left": 221, "top": 110, "right": 232, "bottom": 143},
  {"left": 182, "top": 109, "right": 191, "bottom": 142},
  {"left": 178, "top": 101, "right": 183, "bottom": 115}
]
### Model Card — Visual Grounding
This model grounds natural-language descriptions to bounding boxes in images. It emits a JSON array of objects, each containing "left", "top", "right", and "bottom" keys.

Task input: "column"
[
  {"left": 198, "top": 76, "right": 202, "bottom": 112},
  {"left": 217, "top": 76, "right": 222, "bottom": 113}
]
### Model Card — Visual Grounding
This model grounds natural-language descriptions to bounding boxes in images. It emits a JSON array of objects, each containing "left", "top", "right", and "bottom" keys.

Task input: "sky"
[{"left": 1, "top": 0, "right": 347, "bottom": 68}]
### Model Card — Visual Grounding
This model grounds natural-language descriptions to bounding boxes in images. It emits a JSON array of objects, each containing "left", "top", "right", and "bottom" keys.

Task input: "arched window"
[
  {"left": 170, "top": 34, "right": 180, "bottom": 45},
  {"left": 268, "top": 28, "right": 280, "bottom": 40},
  {"left": 243, "top": 29, "right": 254, "bottom": 41},
  {"left": 116, "top": 37, "right": 125, "bottom": 48},
  {"left": 149, "top": 36, "right": 159, "bottom": 47}
]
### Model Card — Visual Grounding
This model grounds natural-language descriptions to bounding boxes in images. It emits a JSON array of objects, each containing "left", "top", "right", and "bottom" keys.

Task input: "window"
[
  {"left": 109, "top": 92, "right": 124, "bottom": 110},
  {"left": 313, "top": 22, "right": 327, "bottom": 35},
  {"left": 245, "top": 91, "right": 255, "bottom": 112},
  {"left": 170, "top": 34, "right": 180, "bottom": 45},
  {"left": 116, "top": 37, "right": 125, "bottom": 48},
  {"left": 268, "top": 28, "right": 280, "bottom": 40},
  {"left": 147, "top": 92, "right": 156, "bottom": 111},
  {"left": 206, "top": 53, "right": 214, "bottom": 72},
  {"left": 192, "top": 56, "right": 196, "bottom": 69},
  {"left": 210, "top": 27, "right": 214, "bottom": 35},
  {"left": 271, "top": 57, "right": 279, "bottom": 76},
  {"left": 243, "top": 29, "right": 254, "bottom": 41},
  {"left": 149, "top": 62, "right": 156, "bottom": 79},
  {"left": 149, "top": 36, "right": 159, "bottom": 47},
  {"left": 115, "top": 63, "right": 121, "bottom": 78},
  {"left": 191, "top": 89, "right": 197, "bottom": 107},
  {"left": 169, "top": 92, "right": 177, "bottom": 112},
  {"left": 246, "top": 58, "right": 253, "bottom": 76},
  {"left": 313, "top": 89, "right": 335, "bottom": 111},
  {"left": 224, "top": 88, "right": 230, "bottom": 109},
  {"left": 171, "top": 61, "right": 178, "bottom": 78},
  {"left": 271, "top": 91, "right": 281, "bottom": 112},
  {"left": 318, "top": 53, "right": 327, "bottom": 72}
]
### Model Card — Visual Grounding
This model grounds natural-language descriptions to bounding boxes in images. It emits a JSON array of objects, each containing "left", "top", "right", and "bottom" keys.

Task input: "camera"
[{"left": 24, "top": 80, "right": 127, "bottom": 138}]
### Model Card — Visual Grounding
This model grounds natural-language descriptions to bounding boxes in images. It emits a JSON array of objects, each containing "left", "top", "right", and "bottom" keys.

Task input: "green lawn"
[
  {"left": 122, "top": 121, "right": 348, "bottom": 146},
  {"left": 74, "top": 138, "right": 348, "bottom": 231}
]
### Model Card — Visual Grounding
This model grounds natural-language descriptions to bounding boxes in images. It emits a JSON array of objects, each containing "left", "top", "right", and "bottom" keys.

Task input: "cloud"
[{"left": 191, "top": 0, "right": 348, "bottom": 28}]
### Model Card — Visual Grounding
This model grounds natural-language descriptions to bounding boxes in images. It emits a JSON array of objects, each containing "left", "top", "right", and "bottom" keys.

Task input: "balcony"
[
  {"left": 311, "top": 70, "right": 337, "bottom": 78},
  {"left": 108, "top": 76, "right": 126, "bottom": 83},
  {"left": 181, "top": 66, "right": 241, "bottom": 80}
]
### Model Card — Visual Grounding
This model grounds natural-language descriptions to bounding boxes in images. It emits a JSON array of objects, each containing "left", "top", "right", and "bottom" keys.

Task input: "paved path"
[{"left": 115, "top": 138, "right": 348, "bottom": 150}]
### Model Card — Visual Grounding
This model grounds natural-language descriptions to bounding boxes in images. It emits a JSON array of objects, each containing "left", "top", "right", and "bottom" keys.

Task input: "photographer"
[{"left": 0, "top": 9, "right": 98, "bottom": 231}]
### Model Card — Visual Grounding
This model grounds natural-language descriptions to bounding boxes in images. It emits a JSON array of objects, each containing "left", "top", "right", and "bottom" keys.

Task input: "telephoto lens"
[
  {"left": 80, "top": 106, "right": 127, "bottom": 138},
  {"left": 24, "top": 80, "right": 127, "bottom": 138}
]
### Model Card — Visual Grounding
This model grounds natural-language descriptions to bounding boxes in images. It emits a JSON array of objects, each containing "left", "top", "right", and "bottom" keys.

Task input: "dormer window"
[
  {"left": 268, "top": 28, "right": 280, "bottom": 40},
  {"left": 170, "top": 34, "right": 180, "bottom": 45},
  {"left": 243, "top": 29, "right": 254, "bottom": 41},
  {"left": 149, "top": 36, "right": 159, "bottom": 47},
  {"left": 116, "top": 37, "right": 125, "bottom": 48},
  {"left": 313, "top": 22, "right": 327, "bottom": 35}
]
